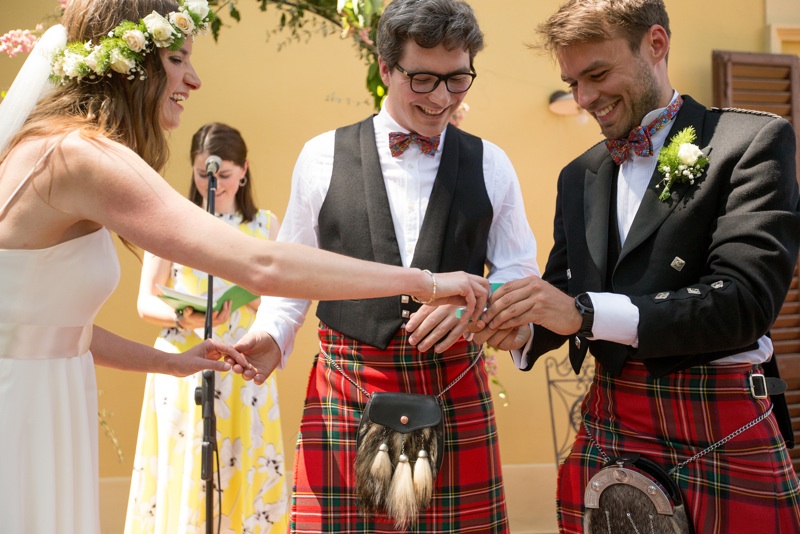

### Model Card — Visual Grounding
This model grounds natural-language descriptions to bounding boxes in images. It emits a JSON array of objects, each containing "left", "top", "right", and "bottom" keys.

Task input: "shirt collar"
[{"left": 640, "top": 89, "right": 681, "bottom": 150}]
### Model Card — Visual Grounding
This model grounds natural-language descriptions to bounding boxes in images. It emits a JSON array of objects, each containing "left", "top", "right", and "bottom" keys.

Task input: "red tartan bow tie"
[
  {"left": 389, "top": 131, "right": 441, "bottom": 157},
  {"left": 605, "top": 95, "right": 684, "bottom": 165}
]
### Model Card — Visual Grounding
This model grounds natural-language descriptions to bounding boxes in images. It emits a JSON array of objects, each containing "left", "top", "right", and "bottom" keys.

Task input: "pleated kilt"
[
  {"left": 290, "top": 324, "right": 509, "bottom": 533},
  {"left": 558, "top": 361, "right": 800, "bottom": 534}
]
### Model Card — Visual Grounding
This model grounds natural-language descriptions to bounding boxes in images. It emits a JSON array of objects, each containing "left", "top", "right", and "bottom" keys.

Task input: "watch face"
[{"left": 577, "top": 293, "right": 592, "bottom": 308}]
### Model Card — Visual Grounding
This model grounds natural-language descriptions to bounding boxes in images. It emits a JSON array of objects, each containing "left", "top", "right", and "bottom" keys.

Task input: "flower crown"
[{"left": 50, "top": 0, "right": 213, "bottom": 84}]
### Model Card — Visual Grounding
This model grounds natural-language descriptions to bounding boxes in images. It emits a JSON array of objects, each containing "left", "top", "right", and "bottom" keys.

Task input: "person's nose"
[
  {"left": 427, "top": 80, "right": 452, "bottom": 107},
  {"left": 185, "top": 63, "right": 201, "bottom": 91},
  {"left": 573, "top": 85, "right": 595, "bottom": 112}
]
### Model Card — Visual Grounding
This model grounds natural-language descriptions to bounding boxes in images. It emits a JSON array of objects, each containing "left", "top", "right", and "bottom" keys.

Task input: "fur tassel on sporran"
[
  {"left": 414, "top": 449, "right": 433, "bottom": 507},
  {"left": 355, "top": 424, "right": 393, "bottom": 511},
  {"left": 354, "top": 392, "right": 445, "bottom": 526},
  {"left": 387, "top": 452, "right": 417, "bottom": 529}
]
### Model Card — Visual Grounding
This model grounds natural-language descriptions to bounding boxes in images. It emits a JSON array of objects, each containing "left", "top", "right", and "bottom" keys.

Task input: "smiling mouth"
[
  {"left": 170, "top": 93, "right": 186, "bottom": 104},
  {"left": 594, "top": 101, "right": 616, "bottom": 119},
  {"left": 419, "top": 106, "right": 445, "bottom": 116}
]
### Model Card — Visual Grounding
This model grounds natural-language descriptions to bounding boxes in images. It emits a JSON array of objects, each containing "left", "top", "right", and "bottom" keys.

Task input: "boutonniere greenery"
[{"left": 656, "top": 126, "right": 709, "bottom": 202}]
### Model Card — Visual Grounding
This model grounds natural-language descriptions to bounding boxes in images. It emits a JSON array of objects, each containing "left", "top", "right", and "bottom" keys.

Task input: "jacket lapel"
[
  {"left": 584, "top": 155, "right": 615, "bottom": 282},
  {"left": 619, "top": 96, "right": 708, "bottom": 263}
]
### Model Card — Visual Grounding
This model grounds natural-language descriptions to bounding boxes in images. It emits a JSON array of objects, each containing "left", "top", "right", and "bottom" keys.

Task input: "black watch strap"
[{"left": 574, "top": 293, "right": 594, "bottom": 337}]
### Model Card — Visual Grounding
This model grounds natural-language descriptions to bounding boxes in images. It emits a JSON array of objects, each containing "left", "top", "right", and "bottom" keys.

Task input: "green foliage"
[
  {"left": 484, "top": 348, "right": 509, "bottom": 406},
  {"left": 210, "top": 0, "right": 386, "bottom": 110},
  {"left": 229, "top": 2, "right": 242, "bottom": 21},
  {"left": 366, "top": 59, "right": 385, "bottom": 110},
  {"left": 659, "top": 126, "right": 697, "bottom": 161}
]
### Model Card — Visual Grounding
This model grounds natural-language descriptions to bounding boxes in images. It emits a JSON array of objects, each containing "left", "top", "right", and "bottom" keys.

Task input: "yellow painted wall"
[{"left": 1, "top": 0, "right": 768, "bottom": 479}]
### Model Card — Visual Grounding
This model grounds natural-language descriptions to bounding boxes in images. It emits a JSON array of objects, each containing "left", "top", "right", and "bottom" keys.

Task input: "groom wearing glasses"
[{"left": 237, "top": 0, "right": 538, "bottom": 531}]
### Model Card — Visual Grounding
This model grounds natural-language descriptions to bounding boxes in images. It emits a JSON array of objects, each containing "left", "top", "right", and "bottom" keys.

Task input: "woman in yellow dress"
[{"left": 124, "top": 122, "right": 288, "bottom": 534}]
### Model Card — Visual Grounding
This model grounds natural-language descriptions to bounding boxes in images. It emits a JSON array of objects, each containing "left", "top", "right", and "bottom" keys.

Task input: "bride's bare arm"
[
  {"left": 90, "top": 326, "right": 248, "bottom": 376},
  {"left": 52, "top": 134, "right": 490, "bottom": 319}
]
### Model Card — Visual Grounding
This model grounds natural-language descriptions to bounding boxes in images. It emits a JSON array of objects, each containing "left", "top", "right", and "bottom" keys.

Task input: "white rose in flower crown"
[
  {"left": 169, "top": 11, "right": 195, "bottom": 35},
  {"left": 83, "top": 48, "right": 102, "bottom": 73},
  {"left": 63, "top": 51, "right": 84, "bottom": 78},
  {"left": 122, "top": 29, "right": 146, "bottom": 53},
  {"left": 677, "top": 143, "right": 703, "bottom": 166},
  {"left": 50, "top": 0, "right": 214, "bottom": 84},
  {"left": 183, "top": 0, "right": 210, "bottom": 20},
  {"left": 143, "top": 12, "right": 175, "bottom": 48},
  {"left": 109, "top": 48, "right": 136, "bottom": 74}
]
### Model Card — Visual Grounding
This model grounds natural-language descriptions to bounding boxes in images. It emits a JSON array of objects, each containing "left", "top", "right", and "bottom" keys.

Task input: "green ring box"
[{"left": 455, "top": 282, "right": 504, "bottom": 319}]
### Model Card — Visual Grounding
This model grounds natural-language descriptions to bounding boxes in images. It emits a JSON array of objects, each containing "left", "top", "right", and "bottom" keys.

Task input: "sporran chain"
[
  {"left": 583, "top": 404, "right": 774, "bottom": 475},
  {"left": 319, "top": 344, "right": 484, "bottom": 399},
  {"left": 322, "top": 341, "right": 484, "bottom": 528}
]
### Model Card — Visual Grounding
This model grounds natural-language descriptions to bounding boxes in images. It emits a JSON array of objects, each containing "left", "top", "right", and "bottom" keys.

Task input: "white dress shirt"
[
  {"left": 589, "top": 91, "right": 772, "bottom": 365},
  {"left": 252, "top": 107, "right": 540, "bottom": 366}
]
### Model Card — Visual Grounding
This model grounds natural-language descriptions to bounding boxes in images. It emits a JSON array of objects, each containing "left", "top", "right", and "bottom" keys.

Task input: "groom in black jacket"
[{"left": 477, "top": 0, "right": 800, "bottom": 531}]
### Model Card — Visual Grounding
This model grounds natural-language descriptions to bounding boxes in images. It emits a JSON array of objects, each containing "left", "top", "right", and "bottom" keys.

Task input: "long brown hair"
[
  {"left": 5, "top": 0, "right": 178, "bottom": 172},
  {"left": 188, "top": 122, "right": 258, "bottom": 222}
]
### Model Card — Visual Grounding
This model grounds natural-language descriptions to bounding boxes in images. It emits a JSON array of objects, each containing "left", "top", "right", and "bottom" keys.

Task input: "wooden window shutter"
[{"left": 712, "top": 50, "right": 800, "bottom": 471}]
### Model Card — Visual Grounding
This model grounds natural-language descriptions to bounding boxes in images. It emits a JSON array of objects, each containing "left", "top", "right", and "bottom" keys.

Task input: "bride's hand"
[{"left": 423, "top": 271, "right": 489, "bottom": 323}]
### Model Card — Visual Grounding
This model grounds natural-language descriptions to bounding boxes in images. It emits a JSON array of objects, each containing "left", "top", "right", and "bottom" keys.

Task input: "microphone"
[{"left": 205, "top": 155, "right": 222, "bottom": 175}]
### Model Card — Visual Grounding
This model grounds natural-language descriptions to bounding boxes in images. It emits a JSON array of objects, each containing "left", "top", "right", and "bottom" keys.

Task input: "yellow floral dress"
[{"left": 124, "top": 210, "right": 289, "bottom": 534}]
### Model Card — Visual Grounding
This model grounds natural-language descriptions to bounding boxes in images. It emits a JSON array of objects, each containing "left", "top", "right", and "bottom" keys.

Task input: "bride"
[{"left": 0, "top": 1, "right": 489, "bottom": 532}]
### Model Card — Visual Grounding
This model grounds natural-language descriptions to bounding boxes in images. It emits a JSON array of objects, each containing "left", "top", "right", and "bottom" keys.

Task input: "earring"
[{"left": 239, "top": 177, "right": 248, "bottom": 186}]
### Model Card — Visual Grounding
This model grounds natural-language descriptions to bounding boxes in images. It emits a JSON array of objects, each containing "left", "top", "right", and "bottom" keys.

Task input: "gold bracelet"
[{"left": 412, "top": 269, "right": 437, "bottom": 305}]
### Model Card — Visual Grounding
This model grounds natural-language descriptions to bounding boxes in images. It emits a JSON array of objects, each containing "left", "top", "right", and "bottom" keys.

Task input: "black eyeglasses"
[{"left": 394, "top": 63, "right": 477, "bottom": 94}]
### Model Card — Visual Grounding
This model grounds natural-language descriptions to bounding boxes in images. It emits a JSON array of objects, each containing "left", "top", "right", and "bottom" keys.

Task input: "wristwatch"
[{"left": 574, "top": 293, "right": 594, "bottom": 337}]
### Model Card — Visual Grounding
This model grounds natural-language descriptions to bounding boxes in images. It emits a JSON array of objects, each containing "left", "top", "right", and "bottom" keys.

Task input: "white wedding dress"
[{"left": 0, "top": 150, "right": 120, "bottom": 532}]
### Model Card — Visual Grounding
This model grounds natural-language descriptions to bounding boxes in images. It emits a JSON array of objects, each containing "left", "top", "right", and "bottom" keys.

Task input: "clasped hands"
[
  {"left": 467, "top": 275, "right": 584, "bottom": 346},
  {"left": 213, "top": 275, "right": 583, "bottom": 384},
  {"left": 367, "top": 275, "right": 580, "bottom": 357},
  {"left": 219, "top": 270, "right": 495, "bottom": 384},
  {"left": 399, "top": 276, "right": 575, "bottom": 355}
]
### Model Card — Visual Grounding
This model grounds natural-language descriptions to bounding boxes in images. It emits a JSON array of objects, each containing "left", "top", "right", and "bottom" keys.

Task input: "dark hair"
[
  {"left": 11, "top": 0, "right": 179, "bottom": 172},
  {"left": 536, "top": 0, "right": 670, "bottom": 57},
  {"left": 377, "top": 0, "right": 485, "bottom": 70},
  {"left": 188, "top": 122, "right": 257, "bottom": 222}
]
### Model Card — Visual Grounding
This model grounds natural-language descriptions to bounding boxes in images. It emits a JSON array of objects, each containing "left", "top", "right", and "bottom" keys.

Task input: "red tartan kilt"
[
  {"left": 290, "top": 324, "right": 509, "bottom": 533},
  {"left": 557, "top": 361, "right": 800, "bottom": 534}
]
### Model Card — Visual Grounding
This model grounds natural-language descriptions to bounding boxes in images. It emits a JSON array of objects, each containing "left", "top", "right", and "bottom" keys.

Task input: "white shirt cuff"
[
  {"left": 510, "top": 324, "right": 535, "bottom": 369},
  {"left": 587, "top": 292, "right": 639, "bottom": 347}
]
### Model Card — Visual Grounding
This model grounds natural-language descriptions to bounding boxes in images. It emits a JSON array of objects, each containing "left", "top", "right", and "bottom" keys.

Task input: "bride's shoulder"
[
  {"left": 60, "top": 130, "right": 125, "bottom": 156},
  {"left": 10, "top": 130, "right": 125, "bottom": 164},
  {"left": 56, "top": 131, "right": 145, "bottom": 173}
]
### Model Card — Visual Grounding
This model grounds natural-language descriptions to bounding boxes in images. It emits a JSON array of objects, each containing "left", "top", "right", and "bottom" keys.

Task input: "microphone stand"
[{"left": 194, "top": 161, "right": 219, "bottom": 534}]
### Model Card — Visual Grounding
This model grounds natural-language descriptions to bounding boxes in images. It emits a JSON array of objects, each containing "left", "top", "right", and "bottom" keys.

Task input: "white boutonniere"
[{"left": 656, "top": 126, "right": 709, "bottom": 202}]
